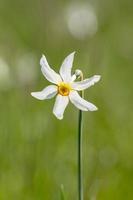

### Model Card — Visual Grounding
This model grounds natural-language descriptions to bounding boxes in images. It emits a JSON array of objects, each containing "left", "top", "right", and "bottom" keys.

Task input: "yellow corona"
[{"left": 58, "top": 82, "right": 72, "bottom": 96}]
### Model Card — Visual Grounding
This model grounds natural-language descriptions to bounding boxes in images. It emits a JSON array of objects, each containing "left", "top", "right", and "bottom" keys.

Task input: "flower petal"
[
  {"left": 69, "top": 91, "right": 98, "bottom": 111},
  {"left": 53, "top": 95, "right": 69, "bottom": 120},
  {"left": 31, "top": 85, "right": 57, "bottom": 100},
  {"left": 40, "top": 55, "right": 62, "bottom": 84},
  {"left": 59, "top": 52, "right": 75, "bottom": 82},
  {"left": 72, "top": 75, "right": 101, "bottom": 91}
]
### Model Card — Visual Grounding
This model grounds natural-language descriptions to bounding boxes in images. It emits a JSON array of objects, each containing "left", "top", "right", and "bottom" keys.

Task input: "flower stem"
[{"left": 78, "top": 73, "right": 84, "bottom": 200}]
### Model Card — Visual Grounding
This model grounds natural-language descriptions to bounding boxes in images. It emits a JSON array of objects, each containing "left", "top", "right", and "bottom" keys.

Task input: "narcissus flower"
[{"left": 31, "top": 52, "right": 101, "bottom": 120}]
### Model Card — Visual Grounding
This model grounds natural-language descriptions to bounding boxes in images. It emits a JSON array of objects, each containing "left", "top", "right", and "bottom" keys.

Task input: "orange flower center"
[{"left": 58, "top": 82, "right": 72, "bottom": 96}]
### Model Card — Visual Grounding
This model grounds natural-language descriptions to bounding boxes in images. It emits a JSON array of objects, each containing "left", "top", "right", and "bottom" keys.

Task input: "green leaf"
[{"left": 60, "top": 184, "right": 65, "bottom": 200}]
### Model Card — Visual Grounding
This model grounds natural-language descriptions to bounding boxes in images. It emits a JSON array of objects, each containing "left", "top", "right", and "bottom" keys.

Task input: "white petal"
[
  {"left": 40, "top": 55, "right": 62, "bottom": 84},
  {"left": 69, "top": 91, "right": 98, "bottom": 111},
  {"left": 59, "top": 52, "right": 75, "bottom": 82},
  {"left": 53, "top": 95, "right": 69, "bottom": 120},
  {"left": 72, "top": 75, "right": 101, "bottom": 91},
  {"left": 31, "top": 85, "right": 57, "bottom": 100}
]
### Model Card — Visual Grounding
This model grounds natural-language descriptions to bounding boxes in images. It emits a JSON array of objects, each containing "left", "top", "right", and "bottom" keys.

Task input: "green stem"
[
  {"left": 78, "top": 108, "right": 83, "bottom": 200},
  {"left": 78, "top": 72, "right": 84, "bottom": 200}
]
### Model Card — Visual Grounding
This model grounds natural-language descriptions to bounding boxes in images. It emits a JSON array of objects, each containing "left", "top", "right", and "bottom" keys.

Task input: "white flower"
[{"left": 31, "top": 52, "right": 101, "bottom": 120}]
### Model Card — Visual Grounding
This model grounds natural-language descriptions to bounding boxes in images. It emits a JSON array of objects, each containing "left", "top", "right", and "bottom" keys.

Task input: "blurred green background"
[{"left": 0, "top": 0, "right": 133, "bottom": 199}]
